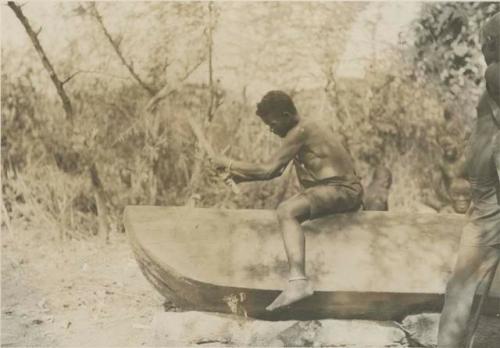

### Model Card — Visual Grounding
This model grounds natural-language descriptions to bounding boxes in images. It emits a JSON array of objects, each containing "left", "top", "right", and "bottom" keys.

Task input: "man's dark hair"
[{"left": 256, "top": 90, "right": 297, "bottom": 118}]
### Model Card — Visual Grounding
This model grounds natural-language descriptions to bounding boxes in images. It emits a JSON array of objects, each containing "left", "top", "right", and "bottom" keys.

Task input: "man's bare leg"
[
  {"left": 437, "top": 244, "right": 500, "bottom": 348},
  {"left": 266, "top": 196, "right": 314, "bottom": 311}
]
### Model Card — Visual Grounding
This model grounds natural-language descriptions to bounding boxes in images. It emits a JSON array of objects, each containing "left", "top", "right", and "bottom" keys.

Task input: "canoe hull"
[
  {"left": 124, "top": 206, "right": 500, "bottom": 320},
  {"left": 133, "top": 239, "right": 445, "bottom": 320}
]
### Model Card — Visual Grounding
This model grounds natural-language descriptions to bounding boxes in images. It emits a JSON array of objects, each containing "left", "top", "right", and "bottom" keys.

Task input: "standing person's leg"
[
  {"left": 437, "top": 244, "right": 500, "bottom": 348},
  {"left": 266, "top": 195, "right": 313, "bottom": 311}
]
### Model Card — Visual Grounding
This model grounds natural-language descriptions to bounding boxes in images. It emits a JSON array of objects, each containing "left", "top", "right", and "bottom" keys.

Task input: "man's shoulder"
[{"left": 299, "top": 118, "right": 332, "bottom": 134}]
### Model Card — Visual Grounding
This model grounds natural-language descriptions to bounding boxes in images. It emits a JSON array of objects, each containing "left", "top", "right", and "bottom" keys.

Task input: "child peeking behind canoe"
[{"left": 212, "top": 91, "right": 363, "bottom": 311}]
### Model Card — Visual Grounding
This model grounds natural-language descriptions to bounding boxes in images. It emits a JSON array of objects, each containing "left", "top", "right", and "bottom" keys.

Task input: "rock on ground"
[
  {"left": 152, "top": 311, "right": 408, "bottom": 347},
  {"left": 401, "top": 312, "right": 500, "bottom": 348},
  {"left": 401, "top": 313, "right": 440, "bottom": 347}
]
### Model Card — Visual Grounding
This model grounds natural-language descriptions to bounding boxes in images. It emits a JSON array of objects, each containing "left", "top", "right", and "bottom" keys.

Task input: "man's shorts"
[{"left": 297, "top": 176, "right": 363, "bottom": 219}]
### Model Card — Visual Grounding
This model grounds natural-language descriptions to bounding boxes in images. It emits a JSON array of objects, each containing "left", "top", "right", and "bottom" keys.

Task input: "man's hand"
[
  {"left": 210, "top": 155, "right": 231, "bottom": 172},
  {"left": 209, "top": 155, "right": 241, "bottom": 193}
]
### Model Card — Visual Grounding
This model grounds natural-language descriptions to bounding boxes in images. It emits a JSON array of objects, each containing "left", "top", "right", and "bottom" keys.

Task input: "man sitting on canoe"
[{"left": 212, "top": 90, "right": 363, "bottom": 311}]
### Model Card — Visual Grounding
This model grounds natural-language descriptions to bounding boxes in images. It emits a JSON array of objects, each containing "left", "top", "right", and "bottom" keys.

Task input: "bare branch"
[
  {"left": 180, "top": 55, "right": 206, "bottom": 82},
  {"left": 112, "top": 55, "right": 206, "bottom": 146},
  {"left": 70, "top": 69, "right": 131, "bottom": 82},
  {"left": 62, "top": 71, "right": 81, "bottom": 85},
  {"left": 144, "top": 55, "right": 206, "bottom": 113},
  {"left": 206, "top": 1, "right": 216, "bottom": 122},
  {"left": 35, "top": 26, "right": 42, "bottom": 36},
  {"left": 89, "top": 3, "right": 156, "bottom": 96},
  {"left": 161, "top": 58, "right": 171, "bottom": 74},
  {"left": 8, "top": 1, "right": 73, "bottom": 121},
  {"left": 62, "top": 68, "right": 133, "bottom": 86}
]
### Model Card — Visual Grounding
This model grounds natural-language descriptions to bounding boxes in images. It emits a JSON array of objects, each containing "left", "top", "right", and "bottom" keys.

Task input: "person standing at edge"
[{"left": 438, "top": 12, "right": 500, "bottom": 348}]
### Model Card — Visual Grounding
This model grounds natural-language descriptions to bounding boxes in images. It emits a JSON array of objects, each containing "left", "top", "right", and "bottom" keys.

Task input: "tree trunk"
[
  {"left": 89, "top": 163, "right": 109, "bottom": 243},
  {"left": 8, "top": 1, "right": 73, "bottom": 121},
  {"left": 9, "top": 1, "right": 111, "bottom": 241}
]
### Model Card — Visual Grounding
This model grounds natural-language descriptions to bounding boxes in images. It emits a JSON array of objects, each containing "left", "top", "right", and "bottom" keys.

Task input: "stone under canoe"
[{"left": 124, "top": 206, "right": 500, "bottom": 321}]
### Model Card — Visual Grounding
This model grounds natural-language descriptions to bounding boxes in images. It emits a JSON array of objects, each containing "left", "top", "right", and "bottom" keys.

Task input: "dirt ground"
[
  {"left": 1, "top": 221, "right": 499, "bottom": 347},
  {"left": 1, "top": 223, "right": 164, "bottom": 347}
]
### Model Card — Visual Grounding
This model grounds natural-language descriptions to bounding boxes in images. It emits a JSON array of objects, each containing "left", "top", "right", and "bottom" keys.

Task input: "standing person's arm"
[
  {"left": 494, "top": 132, "right": 500, "bottom": 204},
  {"left": 213, "top": 126, "right": 306, "bottom": 183}
]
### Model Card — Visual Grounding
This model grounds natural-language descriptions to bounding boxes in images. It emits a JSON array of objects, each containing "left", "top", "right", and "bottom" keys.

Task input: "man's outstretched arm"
[{"left": 214, "top": 125, "right": 306, "bottom": 183}]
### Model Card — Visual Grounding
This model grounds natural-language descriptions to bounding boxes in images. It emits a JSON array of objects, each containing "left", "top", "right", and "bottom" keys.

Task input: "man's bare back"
[{"left": 292, "top": 119, "right": 357, "bottom": 185}]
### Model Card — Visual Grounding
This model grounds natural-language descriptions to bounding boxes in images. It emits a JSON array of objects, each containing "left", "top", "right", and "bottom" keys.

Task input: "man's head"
[
  {"left": 256, "top": 91, "right": 298, "bottom": 137},
  {"left": 448, "top": 178, "right": 471, "bottom": 214},
  {"left": 485, "top": 62, "right": 500, "bottom": 106},
  {"left": 481, "top": 12, "right": 500, "bottom": 65}
]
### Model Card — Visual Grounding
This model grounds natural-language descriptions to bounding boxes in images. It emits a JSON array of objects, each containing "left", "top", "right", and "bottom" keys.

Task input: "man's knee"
[
  {"left": 276, "top": 202, "right": 297, "bottom": 221},
  {"left": 444, "top": 269, "right": 485, "bottom": 301},
  {"left": 276, "top": 200, "right": 309, "bottom": 222},
  {"left": 454, "top": 245, "right": 500, "bottom": 280}
]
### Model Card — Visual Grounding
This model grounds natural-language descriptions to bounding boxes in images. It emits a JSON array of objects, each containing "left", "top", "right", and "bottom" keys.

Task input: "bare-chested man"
[{"left": 213, "top": 91, "right": 363, "bottom": 311}]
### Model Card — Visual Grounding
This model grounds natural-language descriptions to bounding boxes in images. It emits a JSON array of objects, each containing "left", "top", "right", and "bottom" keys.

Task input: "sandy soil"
[
  {"left": 2, "top": 222, "right": 499, "bottom": 347},
  {"left": 1, "top": 224, "right": 164, "bottom": 347}
]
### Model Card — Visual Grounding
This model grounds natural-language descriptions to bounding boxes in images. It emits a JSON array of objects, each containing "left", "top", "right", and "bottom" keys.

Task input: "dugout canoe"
[{"left": 124, "top": 206, "right": 500, "bottom": 320}]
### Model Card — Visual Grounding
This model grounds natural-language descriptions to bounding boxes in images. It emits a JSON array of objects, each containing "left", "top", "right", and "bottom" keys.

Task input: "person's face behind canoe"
[
  {"left": 485, "top": 62, "right": 500, "bottom": 107},
  {"left": 448, "top": 178, "right": 472, "bottom": 214},
  {"left": 256, "top": 90, "right": 299, "bottom": 138},
  {"left": 482, "top": 12, "right": 500, "bottom": 65}
]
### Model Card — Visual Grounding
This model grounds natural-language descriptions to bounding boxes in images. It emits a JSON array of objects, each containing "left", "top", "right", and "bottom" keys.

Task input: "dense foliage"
[
  {"left": 412, "top": 2, "right": 500, "bottom": 96},
  {"left": 1, "top": 2, "right": 497, "bottom": 241}
]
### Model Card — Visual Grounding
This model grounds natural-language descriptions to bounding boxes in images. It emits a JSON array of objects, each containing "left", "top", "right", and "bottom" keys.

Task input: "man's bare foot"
[{"left": 266, "top": 278, "right": 313, "bottom": 311}]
